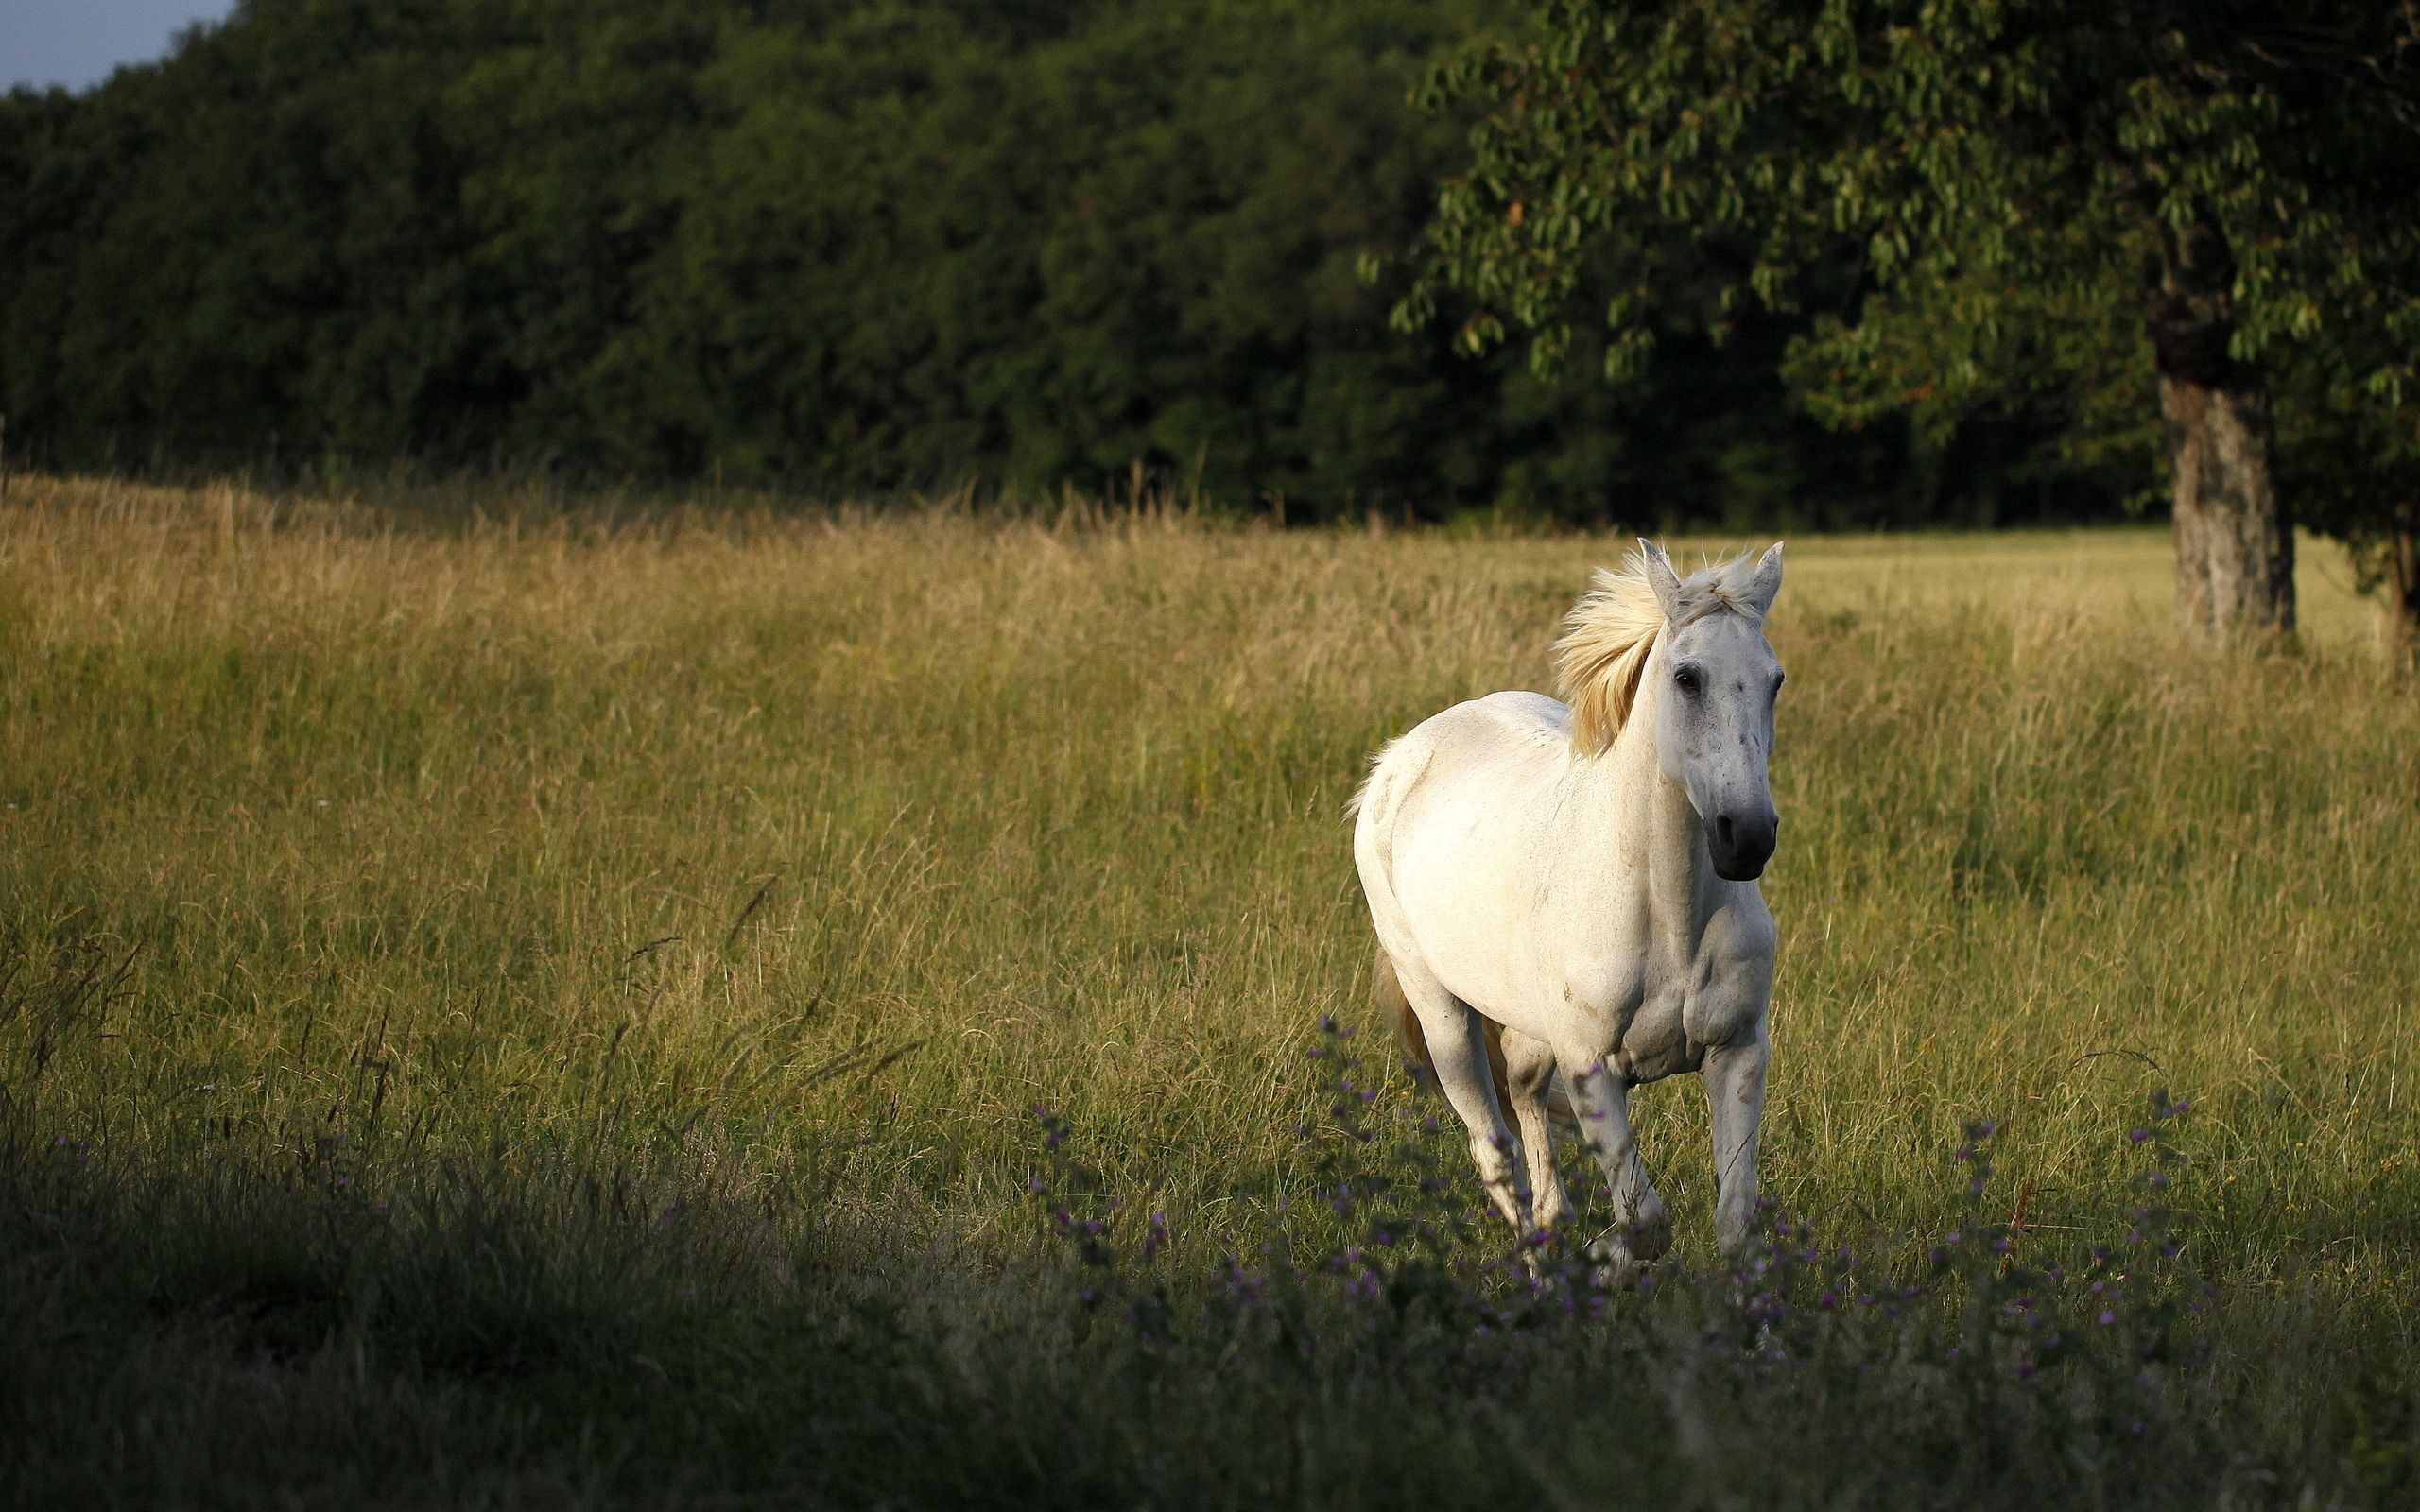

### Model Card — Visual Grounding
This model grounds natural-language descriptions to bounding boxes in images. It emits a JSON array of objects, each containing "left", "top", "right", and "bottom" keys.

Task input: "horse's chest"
[
  {"left": 1614, "top": 991, "right": 1703, "bottom": 1083},
  {"left": 1574, "top": 965, "right": 1761, "bottom": 1085}
]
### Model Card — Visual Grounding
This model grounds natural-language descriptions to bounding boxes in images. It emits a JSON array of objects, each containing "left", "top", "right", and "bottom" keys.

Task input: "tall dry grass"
[{"left": 3, "top": 474, "right": 2415, "bottom": 1506}]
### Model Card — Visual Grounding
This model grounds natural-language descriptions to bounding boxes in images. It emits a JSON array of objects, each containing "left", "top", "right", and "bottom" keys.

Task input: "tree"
[
  {"left": 0, "top": 0, "right": 2134, "bottom": 524},
  {"left": 1400, "top": 0, "right": 2420, "bottom": 644}
]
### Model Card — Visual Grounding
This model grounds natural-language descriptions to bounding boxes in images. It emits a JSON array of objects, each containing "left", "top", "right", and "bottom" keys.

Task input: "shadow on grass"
[{"left": 1, "top": 1026, "right": 2414, "bottom": 1509}]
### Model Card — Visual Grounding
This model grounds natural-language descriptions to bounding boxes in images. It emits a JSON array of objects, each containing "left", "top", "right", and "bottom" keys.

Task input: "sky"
[{"left": 2, "top": 0, "right": 241, "bottom": 93}]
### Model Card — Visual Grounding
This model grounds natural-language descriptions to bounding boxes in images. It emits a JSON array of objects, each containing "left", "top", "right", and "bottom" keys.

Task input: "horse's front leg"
[
  {"left": 1558, "top": 1057, "right": 1669, "bottom": 1277},
  {"left": 1703, "top": 1031, "right": 1771, "bottom": 1256}
]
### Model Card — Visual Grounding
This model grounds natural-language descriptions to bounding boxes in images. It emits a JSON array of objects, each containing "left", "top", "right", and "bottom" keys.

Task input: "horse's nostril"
[{"left": 1715, "top": 815, "right": 1736, "bottom": 850}]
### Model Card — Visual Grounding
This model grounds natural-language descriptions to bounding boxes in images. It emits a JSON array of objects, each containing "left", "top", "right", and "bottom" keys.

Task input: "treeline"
[{"left": 0, "top": 0, "right": 2123, "bottom": 525}]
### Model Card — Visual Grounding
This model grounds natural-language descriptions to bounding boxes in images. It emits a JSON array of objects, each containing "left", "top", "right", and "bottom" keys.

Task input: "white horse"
[{"left": 1352, "top": 541, "right": 1785, "bottom": 1271}]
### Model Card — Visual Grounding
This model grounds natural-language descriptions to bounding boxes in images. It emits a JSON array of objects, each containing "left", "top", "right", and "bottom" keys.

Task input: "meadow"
[{"left": 3, "top": 475, "right": 2416, "bottom": 1508}]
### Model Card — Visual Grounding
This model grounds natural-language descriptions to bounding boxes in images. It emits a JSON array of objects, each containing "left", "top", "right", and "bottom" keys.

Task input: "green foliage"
[
  {"left": 1402, "top": 0, "right": 2420, "bottom": 538},
  {"left": 0, "top": 0, "right": 2111, "bottom": 524}
]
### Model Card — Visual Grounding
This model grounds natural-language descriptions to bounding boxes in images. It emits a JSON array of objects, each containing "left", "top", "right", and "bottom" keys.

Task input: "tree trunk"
[
  {"left": 2386, "top": 524, "right": 2420, "bottom": 663},
  {"left": 2146, "top": 218, "right": 2294, "bottom": 643}
]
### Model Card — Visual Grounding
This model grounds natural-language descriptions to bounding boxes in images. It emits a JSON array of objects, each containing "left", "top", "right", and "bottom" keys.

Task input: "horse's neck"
[{"left": 1580, "top": 668, "right": 1714, "bottom": 945}]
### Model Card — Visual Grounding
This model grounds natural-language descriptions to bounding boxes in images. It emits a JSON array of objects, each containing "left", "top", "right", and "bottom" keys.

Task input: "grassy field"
[{"left": 3, "top": 475, "right": 2417, "bottom": 1507}]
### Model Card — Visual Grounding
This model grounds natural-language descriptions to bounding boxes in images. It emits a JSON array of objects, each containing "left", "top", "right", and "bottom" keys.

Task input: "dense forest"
[
  {"left": 0, "top": 0, "right": 2139, "bottom": 527},
  {"left": 0, "top": 0, "right": 2138, "bottom": 527}
]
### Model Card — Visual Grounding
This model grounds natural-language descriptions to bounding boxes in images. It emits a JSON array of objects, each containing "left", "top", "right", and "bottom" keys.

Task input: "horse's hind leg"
[
  {"left": 1375, "top": 946, "right": 1529, "bottom": 1234},
  {"left": 1500, "top": 1028, "right": 1570, "bottom": 1234}
]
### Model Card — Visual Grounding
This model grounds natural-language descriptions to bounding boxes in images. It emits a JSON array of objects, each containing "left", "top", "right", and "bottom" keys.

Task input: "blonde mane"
[{"left": 1552, "top": 548, "right": 1771, "bottom": 756}]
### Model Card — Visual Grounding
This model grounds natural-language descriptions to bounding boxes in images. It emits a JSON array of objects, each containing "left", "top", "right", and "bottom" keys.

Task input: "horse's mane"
[{"left": 1552, "top": 547, "right": 1770, "bottom": 756}]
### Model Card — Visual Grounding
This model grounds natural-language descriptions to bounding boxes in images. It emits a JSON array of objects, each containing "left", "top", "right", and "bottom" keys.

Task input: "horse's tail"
[
  {"left": 1374, "top": 941, "right": 1428, "bottom": 1074},
  {"left": 1374, "top": 941, "right": 1514, "bottom": 1118}
]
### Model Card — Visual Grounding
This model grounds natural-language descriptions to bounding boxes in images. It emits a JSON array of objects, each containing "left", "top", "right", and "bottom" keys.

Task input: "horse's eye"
[{"left": 1674, "top": 665, "right": 1701, "bottom": 694}]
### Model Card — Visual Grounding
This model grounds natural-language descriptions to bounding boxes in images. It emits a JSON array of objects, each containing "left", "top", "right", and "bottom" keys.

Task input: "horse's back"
[
  {"left": 1355, "top": 692, "right": 1578, "bottom": 1006},
  {"left": 1357, "top": 692, "right": 1565, "bottom": 836},
  {"left": 1364, "top": 692, "right": 1567, "bottom": 802},
  {"left": 1379, "top": 688, "right": 1565, "bottom": 778},
  {"left": 1465, "top": 689, "right": 1573, "bottom": 744}
]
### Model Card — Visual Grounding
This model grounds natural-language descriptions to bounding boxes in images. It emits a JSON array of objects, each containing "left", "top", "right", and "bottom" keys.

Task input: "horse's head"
[{"left": 1640, "top": 541, "right": 1786, "bottom": 882}]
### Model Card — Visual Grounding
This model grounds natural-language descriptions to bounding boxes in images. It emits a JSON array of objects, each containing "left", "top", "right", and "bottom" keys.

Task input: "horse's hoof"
[
  {"left": 1583, "top": 1235, "right": 1646, "bottom": 1288},
  {"left": 1630, "top": 1216, "right": 1675, "bottom": 1263}
]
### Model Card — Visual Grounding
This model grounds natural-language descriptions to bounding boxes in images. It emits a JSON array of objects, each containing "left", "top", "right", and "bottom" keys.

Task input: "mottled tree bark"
[
  {"left": 2147, "top": 218, "right": 2294, "bottom": 643},
  {"left": 2386, "top": 524, "right": 2420, "bottom": 662}
]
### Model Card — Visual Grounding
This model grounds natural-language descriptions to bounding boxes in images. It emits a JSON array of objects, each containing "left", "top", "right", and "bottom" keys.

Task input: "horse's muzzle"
[{"left": 1709, "top": 810, "right": 1778, "bottom": 882}]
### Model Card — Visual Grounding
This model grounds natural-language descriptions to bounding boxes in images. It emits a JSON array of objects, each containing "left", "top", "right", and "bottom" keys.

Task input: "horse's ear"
[
  {"left": 1741, "top": 541, "right": 1785, "bottom": 616},
  {"left": 1637, "top": 539, "right": 1684, "bottom": 619}
]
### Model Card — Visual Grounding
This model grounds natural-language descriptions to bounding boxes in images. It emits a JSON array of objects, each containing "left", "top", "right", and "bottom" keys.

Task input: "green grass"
[{"left": 3, "top": 476, "right": 2417, "bottom": 1507}]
